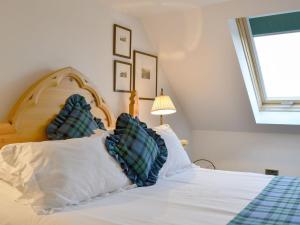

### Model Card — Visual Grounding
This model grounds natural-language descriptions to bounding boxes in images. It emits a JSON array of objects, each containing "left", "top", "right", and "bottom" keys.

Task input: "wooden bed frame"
[{"left": 0, "top": 67, "right": 138, "bottom": 148}]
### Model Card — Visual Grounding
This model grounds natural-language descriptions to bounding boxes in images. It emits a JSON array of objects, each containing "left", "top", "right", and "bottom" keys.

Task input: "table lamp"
[{"left": 151, "top": 88, "right": 176, "bottom": 125}]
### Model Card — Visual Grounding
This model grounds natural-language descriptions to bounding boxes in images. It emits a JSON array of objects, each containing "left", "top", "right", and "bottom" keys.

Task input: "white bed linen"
[
  {"left": 0, "top": 136, "right": 130, "bottom": 214},
  {"left": 0, "top": 166, "right": 272, "bottom": 225}
]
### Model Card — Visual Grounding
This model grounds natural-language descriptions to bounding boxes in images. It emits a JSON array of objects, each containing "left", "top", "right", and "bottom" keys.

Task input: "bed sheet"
[{"left": 0, "top": 166, "right": 272, "bottom": 225}]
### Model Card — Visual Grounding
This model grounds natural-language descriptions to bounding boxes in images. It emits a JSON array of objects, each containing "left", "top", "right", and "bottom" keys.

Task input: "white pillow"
[
  {"left": 154, "top": 124, "right": 191, "bottom": 177},
  {"left": 0, "top": 154, "right": 20, "bottom": 187},
  {"left": 0, "top": 134, "right": 130, "bottom": 214}
]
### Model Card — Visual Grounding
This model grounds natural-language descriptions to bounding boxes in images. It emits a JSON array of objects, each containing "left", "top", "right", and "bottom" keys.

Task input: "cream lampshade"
[{"left": 151, "top": 88, "right": 176, "bottom": 125}]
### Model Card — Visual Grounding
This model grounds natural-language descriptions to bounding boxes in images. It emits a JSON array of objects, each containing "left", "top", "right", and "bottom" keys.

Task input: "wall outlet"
[{"left": 265, "top": 169, "right": 279, "bottom": 176}]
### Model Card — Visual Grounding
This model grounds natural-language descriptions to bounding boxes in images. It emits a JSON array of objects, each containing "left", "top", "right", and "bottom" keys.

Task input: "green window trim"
[{"left": 249, "top": 11, "right": 300, "bottom": 37}]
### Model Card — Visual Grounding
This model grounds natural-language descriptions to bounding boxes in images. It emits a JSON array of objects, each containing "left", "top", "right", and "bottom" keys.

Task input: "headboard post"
[{"left": 129, "top": 90, "right": 139, "bottom": 117}]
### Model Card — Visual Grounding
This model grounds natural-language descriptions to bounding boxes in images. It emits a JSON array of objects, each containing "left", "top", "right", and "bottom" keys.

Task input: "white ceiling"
[{"left": 99, "top": 0, "right": 231, "bottom": 17}]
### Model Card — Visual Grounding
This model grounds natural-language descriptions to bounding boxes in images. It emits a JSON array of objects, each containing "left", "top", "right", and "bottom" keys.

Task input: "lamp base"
[{"left": 160, "top": 115, "right": 163, "bottom": 125}]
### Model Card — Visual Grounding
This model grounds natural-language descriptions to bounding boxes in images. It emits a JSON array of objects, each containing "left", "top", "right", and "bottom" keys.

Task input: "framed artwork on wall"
[
  {"left": 114, "top": 60, "right": 132, "bottom": 93},
  {"left": 113, "top": 24, "right": 132, "bottom": 59},
  {"left": 133, "top": 50, "right": 158, "bottom": 100}
]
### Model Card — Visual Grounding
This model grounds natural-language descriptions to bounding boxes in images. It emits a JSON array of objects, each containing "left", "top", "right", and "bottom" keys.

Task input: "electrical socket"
[{"left": 265, "top": 169, "right": 279, "bottom": 176}]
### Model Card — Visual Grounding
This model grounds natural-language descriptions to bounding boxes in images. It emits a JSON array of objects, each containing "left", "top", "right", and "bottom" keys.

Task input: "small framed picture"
[
  {"left": 113, "top": 24, "right": 132, "bottom": 59},
  {"left": 133, "top": 50, "right": 158, "bottom": 100},
  {"left": 114, "top": 60, "right": 132, "bottom": 93}
]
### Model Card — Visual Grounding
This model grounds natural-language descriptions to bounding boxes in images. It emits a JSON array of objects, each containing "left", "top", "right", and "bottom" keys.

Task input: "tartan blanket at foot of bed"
[{"left": 228, "top": 176, "right": 300, "bottom": 225}]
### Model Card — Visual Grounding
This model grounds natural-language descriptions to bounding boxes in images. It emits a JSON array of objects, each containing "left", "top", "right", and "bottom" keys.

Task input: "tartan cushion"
[
  {"left": 56, "top": 106, "right": 98, "bottom": 139},
  {"left": 47, "top": 94, "right": 106, "bottom": 140},
  {"left": 105, "top": 113, "right": 168, "bottom": 187},
  {"left": 94, "top": 118, "right": 106, "bottom": 130}
]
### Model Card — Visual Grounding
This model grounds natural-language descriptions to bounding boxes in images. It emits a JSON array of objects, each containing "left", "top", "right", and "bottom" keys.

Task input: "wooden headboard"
[{"left": 0, "top": 67, "right": 116, "bottom": 148}]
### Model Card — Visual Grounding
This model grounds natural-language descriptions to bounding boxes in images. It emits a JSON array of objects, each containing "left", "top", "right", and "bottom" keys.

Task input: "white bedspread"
[{"left": 0, "top": 166, "right": 272, "bottom": 225}]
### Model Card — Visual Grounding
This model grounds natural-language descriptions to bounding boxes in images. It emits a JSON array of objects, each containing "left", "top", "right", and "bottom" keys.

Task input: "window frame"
[{"left": 236, "top": 17, "right": 300, "bottom": 112}]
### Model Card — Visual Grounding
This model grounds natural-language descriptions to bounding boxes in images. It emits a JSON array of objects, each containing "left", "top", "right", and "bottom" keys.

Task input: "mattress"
[{"left": 0, "top": 166, "right": 272, "bottom": 225}]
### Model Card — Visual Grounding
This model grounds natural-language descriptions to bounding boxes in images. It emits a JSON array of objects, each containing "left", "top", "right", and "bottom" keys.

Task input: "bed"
[
  {"left": 0, "top": 167, "right": 272, "bottom": 225},
  {"left": 0, "top": 68, "right": 299, "bottom": 225}
]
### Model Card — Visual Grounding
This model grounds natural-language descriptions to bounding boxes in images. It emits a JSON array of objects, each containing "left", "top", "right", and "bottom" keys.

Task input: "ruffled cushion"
[
  {"left": 47, "top": 94, "right": 106, "bottom": 140},
  {"left": 105, "top": 113, "right": 168, "bottom": 187}
]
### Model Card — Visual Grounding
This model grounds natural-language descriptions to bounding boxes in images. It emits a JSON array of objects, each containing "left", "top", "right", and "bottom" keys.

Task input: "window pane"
[{"left": 254, "top": 32, "right": 300, "bottom": 99}]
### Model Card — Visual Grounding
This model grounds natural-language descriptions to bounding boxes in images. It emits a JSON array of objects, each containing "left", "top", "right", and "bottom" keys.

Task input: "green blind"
[{"left": 249, "top": 11, "right": 300, "bottom": 36}]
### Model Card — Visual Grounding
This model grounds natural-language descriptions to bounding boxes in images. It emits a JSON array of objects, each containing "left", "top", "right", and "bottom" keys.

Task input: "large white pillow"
[
  {"left": 0, "top": 134, "right": 130, "bottom": 214},
  {"left": 154, "top": 124, "right": 191, "bottom": 177}
]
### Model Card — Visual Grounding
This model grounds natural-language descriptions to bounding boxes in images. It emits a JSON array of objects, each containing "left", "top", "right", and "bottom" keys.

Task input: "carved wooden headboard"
[{"left": 0, "top": 67, "right": 116, "bottom": 148}]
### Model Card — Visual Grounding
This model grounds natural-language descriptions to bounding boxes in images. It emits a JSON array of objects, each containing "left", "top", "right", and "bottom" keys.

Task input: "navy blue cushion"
[
  {"left": 105, "top": 113, "right": 168, "bottom": 187},
  {"left": 47, "top": 94, "right": 106, "bottom": 140}
]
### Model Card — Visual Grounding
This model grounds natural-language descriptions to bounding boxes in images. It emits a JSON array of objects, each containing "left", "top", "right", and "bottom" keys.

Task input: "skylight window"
[
  {"left": 254, "top": 32, "right": 300, "bottom": 100},
  {"left": 230, "top": 11, "right": 300, "bottom": 125}
]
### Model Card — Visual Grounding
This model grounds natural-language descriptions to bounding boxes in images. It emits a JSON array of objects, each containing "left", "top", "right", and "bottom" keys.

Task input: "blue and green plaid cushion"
[
  {"left": 47, "top": 94, "right": 106, "bottom": 140},
  {"left": 55, "top": 105, "right": 98, "bottom": 139},
  {"left": 105, "top": 113, "right": 168, "bottom": 187}
]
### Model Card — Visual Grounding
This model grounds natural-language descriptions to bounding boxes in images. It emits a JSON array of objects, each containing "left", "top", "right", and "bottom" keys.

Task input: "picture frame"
[
  {"left": 133, "top": 50, "right": 158, "bottom": 100},
  {"left": 113, "top": 24, "right": 132, "bottom": 59},
  {"left": 114, "top": 60, "right": 132, "bottom": 93}
]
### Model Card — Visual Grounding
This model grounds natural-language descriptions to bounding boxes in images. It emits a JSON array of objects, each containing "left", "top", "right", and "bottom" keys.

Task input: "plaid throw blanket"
[{"left": 228, "top": 176, "right": 300, "bottom": 225}]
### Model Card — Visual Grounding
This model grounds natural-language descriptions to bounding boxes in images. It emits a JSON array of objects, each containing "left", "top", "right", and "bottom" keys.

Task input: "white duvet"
[{"left": 0, "top": 166, "right": 272, "bottom": 225}]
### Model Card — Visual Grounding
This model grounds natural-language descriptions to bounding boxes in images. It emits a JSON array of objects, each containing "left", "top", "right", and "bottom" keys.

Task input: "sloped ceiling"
[
  {"left": 102, "top": 0, "right": 300, "bottom": 133},
  {"left": 99, "top": 0, "right": 231, "bottom": 17}
]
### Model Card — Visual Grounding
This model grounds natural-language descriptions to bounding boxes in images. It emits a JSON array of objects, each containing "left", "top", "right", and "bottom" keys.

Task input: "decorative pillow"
[
  {"left": 55, "top": 105, "right": 98, "bottom": 139},
  {"left": 105, "top": 113, "right": 167, "bottom": 187},
  {"left": 94, "top": 117, "right": 106, "bottom": 130},
  {"left": 154, "top": 124, "right": 191, "bottom": 177},
  {"left": 0, "top": 134, "right": 130, "bottom": 214},
  {"left": 47, "top": 94, "right": 106, "bottom": 140}
]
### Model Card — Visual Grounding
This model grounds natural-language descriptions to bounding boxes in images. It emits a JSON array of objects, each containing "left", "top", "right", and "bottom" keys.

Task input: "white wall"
[
  {"left": 3, "top": 0, "right": 300, "bottom": 174},
  {"left": 192, "top": 130, "right": 300, "bottom": 176},
  {"left": 189, "top": 0, "right": 300, "bottom": 175},
  {"left": 138, "top": 0, "right": 300, "bottom": 175},
  {"left": 141, "top": 0, "right": 300, "bottom": 133},
  {"left": 0, "top": 0, "right": 191, "bottom": 148}
]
